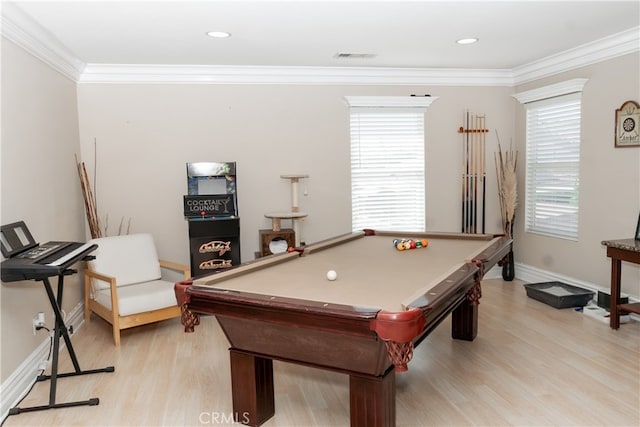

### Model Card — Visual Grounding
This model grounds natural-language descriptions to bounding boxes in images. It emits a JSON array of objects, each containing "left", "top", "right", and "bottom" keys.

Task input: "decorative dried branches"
[
  {"left": 75, "top": 155, "right": 102, "bottom": 238},
  {"left": 494, "top": 131, "right": 518, "bottom": 238}
]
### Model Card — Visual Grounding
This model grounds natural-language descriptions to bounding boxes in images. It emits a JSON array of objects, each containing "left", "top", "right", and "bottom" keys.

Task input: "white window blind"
[
  {"left": 524, "top": 92, "right": 582, "bottom": 240},
  {"left": 350, "top": 108, "right": 425, "bottom": 232}
]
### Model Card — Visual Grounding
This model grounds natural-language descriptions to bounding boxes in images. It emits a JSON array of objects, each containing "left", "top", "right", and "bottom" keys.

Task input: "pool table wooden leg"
[
  {"left": 229, "top": 349, "right": 275, "bottom": 427},
  {"left": 349, "top": 368, "right": 395, "bottom": 427},
  {"left": 451, "top": 298, "right": 478, "bottom": 341}
]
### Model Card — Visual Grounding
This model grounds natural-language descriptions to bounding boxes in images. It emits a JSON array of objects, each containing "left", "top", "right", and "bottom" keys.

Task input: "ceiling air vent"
[{"left": 334, "top": 52, "right": 377, "bottom": 59}]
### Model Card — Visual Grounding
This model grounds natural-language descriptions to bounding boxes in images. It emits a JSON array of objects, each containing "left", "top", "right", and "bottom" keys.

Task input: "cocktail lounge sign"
[{"left": 183, "top": 194, "right": 237, "bottom": 218}]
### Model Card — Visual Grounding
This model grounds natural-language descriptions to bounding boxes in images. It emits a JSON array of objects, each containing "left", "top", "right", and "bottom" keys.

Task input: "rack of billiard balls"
[{"left": 393, "top": 238, "right": 429, "bottom": 251}]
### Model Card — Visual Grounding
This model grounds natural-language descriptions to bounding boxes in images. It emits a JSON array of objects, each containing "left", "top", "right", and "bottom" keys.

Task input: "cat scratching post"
[{"left": 264, "top": 174, "right": 308, "bottom": 247}]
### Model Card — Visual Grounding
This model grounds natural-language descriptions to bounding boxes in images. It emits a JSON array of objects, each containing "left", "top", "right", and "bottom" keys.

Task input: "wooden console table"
[{"left": 601, "top": 238, "right": 640, "bottom": 329}]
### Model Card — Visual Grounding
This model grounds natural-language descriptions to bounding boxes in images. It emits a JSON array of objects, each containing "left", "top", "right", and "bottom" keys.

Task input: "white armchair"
[{"left": 83, "top": 233, "right": 190, "bottom": 346}]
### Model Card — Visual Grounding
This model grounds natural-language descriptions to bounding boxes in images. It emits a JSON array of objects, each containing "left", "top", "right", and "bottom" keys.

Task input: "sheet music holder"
[{"left": 1, "top": 221, "right": 114, "bottom": 415}]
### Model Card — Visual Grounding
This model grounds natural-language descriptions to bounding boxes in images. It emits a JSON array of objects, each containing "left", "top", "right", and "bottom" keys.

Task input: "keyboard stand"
[{"left": 8, "top": 270, "right": 115, "bottom": 415}]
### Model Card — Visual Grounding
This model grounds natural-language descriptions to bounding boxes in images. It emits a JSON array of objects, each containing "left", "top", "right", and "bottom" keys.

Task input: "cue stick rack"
[
  {"left": 458, "top": 112, "right": 488, "bottom": 234},
  {"left": 262, "top": 174, "right": 308, "bottom": 255}
]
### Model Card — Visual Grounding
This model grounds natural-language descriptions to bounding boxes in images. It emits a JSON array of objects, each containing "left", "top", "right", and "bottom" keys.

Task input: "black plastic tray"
[{"left": 524, "top": 281, "right": 595, "bottom": 309}]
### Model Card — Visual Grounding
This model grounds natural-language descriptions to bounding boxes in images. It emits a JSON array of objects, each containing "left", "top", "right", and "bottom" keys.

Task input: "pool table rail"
[
  {"left": 175, "top": 255, "right": 480, "bottom": 375},
  {"left": 183, "top": 286, "right": 381, "bottom": 337},
  {"left": 473, "top": 234, "right": 513, "bottom": 268},
  {"left": 175, "top": 232, "right": 512, "bottom": 371}
]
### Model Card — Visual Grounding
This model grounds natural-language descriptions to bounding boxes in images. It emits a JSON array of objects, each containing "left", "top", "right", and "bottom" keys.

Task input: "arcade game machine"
[{"left": 183, "top": 162, "right": 240, "bottom": 278}]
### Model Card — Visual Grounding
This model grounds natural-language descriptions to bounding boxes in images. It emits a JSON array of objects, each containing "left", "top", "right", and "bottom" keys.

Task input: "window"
[
  {"left": 513, "top": 79, "right": 587, "bottom": 240},
  {"left": 345, "top": 96, "right": 437, "bottom": 232}
]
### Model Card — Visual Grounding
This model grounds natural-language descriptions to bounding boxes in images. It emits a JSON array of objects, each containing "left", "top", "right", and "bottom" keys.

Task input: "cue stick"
[
  {"left": 481, "top": 116, "right": 486, "bottom": 234},
  {"left": 478, "top": 116, "right": 481, "bottom": 233},
  {"left": 469, "top": 113, "right": 475, "bottom": 234},
  {"left": 464, "top": 111, "right": 468, "bottom": 233},
  {"left": 469, "top": 111, "right": 474, "bottom": 233},
  {"left": 461, "top": 112, "right": 466, "bottom": 232},
  {"left": 463, "top": 111, "right": 470, "bottom": 232},
  {"left": 467, "top": 113, "right": 471, "bottom": 234},
  {"left": 473, "top": 114, "right": 478, "bottom": 233},
  {"left": 470, "top": 112, "right": 476, "bottom": 233},
  {"left": 473, "top": 116, "right": 480, "bottom": 233},
  {"left": 476, "top": 114, "right": 480, "bottom": 233},
  {"left": 469, "top": 113, "right": 473, "bottom": 234}
]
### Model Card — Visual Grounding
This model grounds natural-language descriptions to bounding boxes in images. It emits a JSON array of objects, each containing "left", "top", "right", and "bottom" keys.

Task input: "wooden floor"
[{"left": 3, "top": 279, "right": 639, "bottom": 427}]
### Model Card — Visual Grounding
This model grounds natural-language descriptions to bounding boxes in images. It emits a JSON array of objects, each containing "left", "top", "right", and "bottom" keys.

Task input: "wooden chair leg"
[
  {"left": 84, "top": 300, "right": 91, "bottom": 322},
  {"left": 113, "top": 327, "right": 121, "bottom": 346},
  {"left": 111, "top": 308, "right": 121, "bottom": 346}
]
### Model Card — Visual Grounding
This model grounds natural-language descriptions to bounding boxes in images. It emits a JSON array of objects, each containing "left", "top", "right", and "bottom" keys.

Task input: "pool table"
[{"left": 175, "top": 230, "right": 512, "bottom": 427}]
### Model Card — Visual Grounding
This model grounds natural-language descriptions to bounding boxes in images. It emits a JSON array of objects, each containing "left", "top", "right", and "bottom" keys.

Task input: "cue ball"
[{"left": 326, "top": 270, "right": 337, "bottom": 281}]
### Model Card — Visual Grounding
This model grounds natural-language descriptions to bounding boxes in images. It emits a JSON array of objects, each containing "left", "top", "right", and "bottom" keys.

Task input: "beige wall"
[
  {"left": 513, "top": 53, "right": 640, "bottom": 299},
  {"left": 1, "top": 39, "right": 85, "bottom": 381},
  {"left": 75, "top": 84, "right": 515, "bottom": 264}
]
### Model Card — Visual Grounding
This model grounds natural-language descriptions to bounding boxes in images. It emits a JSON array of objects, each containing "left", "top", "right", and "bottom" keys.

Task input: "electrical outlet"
[
  {"left": 38, "top": 360, "right": 48, "bottom": 371},
  {"left": 32, "top": 312, "right": 45, "bottom": 335}
]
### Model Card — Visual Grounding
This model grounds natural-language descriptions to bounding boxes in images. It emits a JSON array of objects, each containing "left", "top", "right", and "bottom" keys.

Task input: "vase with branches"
[{"left": 495, "top": 132, "right": 518, "bottom": 280}]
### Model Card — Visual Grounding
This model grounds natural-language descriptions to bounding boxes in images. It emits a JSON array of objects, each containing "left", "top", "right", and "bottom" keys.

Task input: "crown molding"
[
  {"left": 512, "top": 78, "right": 589, "bottom": 104},
  {"left": 78, "top": 64, "right": 514, "bottom": 86},
  {"left": 0, "top": 1, "right": 85, "bottom": 82},
  {"left": 513, "top": 26, "right": 640, "bottom": 85},
  {"left": 344, "top": 95, "right": 439, "bottom": 109},
  {"left": 2, "top": 1, "right": 637, "bottom": 87}
]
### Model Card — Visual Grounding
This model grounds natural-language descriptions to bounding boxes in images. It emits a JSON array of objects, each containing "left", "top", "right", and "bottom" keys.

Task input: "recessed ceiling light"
[
  {"left": 207, "top": 31, "right": 231, "bottom": 38},
  {"left": 456, "top": 38, "right": 479, "bottom": 45}
]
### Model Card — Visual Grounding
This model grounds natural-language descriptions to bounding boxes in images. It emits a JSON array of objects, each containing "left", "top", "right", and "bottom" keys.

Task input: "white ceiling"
[{"left": 3, "top": 0, "right": 640, "bottom": 84}]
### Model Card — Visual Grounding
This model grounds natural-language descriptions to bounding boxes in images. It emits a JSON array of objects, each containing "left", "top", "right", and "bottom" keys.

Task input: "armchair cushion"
[
  {"left": 87, "top": 234, "right": 162, "bottom": 289},
  {"left": 93, "top": 279, "right": 177, "bottom": 316}
]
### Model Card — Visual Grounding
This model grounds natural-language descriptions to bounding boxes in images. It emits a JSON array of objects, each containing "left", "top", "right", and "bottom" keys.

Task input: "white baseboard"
[
  {"left": 513, "top": 262, "right": 638, "bottom": 303},
  {"left": 487, "top": 261, "right": 639, "bottom": 322},
  {"left": 0, "top": 302, "right": 85, "bottom": 421},
  {"left": 0, "top": 333, "right": 51, "bottom": 419},
  {"left": 582, "top": 302, "right": 632, "bottom": 324},
  {"left": 65, "top": 300, "right": 86, "bottom": 336},
  {"left": 483, "top": 264, "right": 503, "bottom": 280}
]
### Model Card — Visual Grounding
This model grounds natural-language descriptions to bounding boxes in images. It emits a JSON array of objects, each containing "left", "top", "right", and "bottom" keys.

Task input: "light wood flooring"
[{"left": 3, "top": 279, "right": 639, "bottom": 426}]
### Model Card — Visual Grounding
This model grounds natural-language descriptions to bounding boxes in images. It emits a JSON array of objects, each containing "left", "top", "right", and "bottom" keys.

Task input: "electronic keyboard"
[
  {"left": 0, "top": 220, "right": 113, "bottom": 415},
  {"left": 1, "top": 241, "right": 97, "bottom": 282}
]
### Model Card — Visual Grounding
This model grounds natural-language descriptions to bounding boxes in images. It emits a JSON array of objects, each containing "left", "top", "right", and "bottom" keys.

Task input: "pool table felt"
[{"left": 192, "top": 232, "right": 498, "bottom": 312}]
